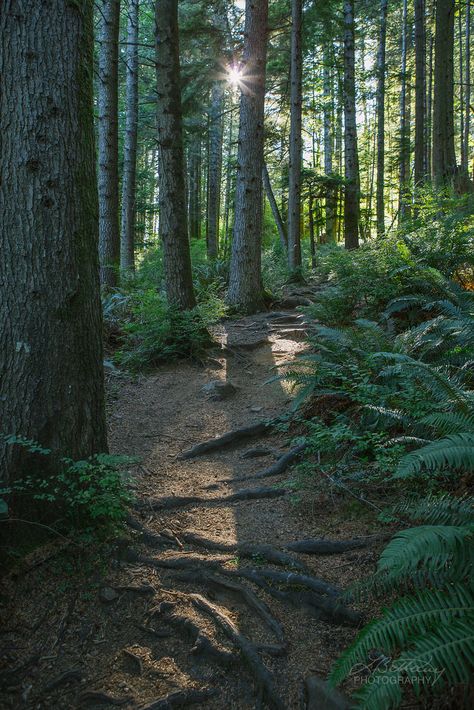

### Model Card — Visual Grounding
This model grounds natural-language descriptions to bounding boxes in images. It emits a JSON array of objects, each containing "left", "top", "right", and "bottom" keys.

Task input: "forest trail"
[{"left": 2, "top": 291, "right": 382, "bottom": 710}]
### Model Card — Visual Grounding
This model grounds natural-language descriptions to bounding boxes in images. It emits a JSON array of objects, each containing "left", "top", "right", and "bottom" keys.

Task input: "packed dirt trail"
[{"left": 2, "top": 294, "right": 383, "bottom": 710}]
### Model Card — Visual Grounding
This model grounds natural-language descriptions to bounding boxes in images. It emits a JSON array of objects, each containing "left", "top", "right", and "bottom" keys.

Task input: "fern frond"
[
  {"left": 330, "top": 583, "right": 474, "bottom": 686},
  {"left": 392, "top": 493, "right": 474, "bottom": 526},
  {"left": 395, "top": 432, "right": 474, "bottom": 478},
  {"left": 420, "top": 412, "right": 474, "bottom": 436}
]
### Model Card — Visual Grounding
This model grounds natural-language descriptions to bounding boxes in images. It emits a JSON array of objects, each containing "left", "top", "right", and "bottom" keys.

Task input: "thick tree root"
[
  {"left": 241, "top": 568, "right": 342, "bottom": 598},
  {"left": 178, "top": 421, "right": 273, "bottom": 460},
  {"left": 287, "top": 537, "right": 371, "bottom": 555},
  {"left": 127, "top": 516, "right": 177, "bottom": 548},
  {"left": 139, "top": 486, "right": 288, "bottom": 512},
  {"left": 123, "top": 548, "right": 228, "bottom": 571},
  {"left": 233, "top": 569, "right": 361, "bottom": 627},
  {"left": 189, "top": 593, "right": 286, "bottom": 710},
  {"left": 181, "top": 531, "right": 306, "bottom": 571},
  {"left": 228, "top": 443, "right": 307, "bottom": 483},
  {"left": 175, "top": 569, "right": 286, "bottom": 644},
  {"left": 139, "top": 688, "right": 218, "bottom": 710},
  {"left": 77, "top": 690, "right": 133, "bottom": 706},
  {"left": 162, "top": 612, "right": 238, "bottom": 667}
]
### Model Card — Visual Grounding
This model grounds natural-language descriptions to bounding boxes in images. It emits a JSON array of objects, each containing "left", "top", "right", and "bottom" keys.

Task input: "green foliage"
[
  {"left": 1, "top": 436, "right": 135, "bottom": 532},
  {"left": 330, "top": 496, "right": 474, "bottom": 709}
]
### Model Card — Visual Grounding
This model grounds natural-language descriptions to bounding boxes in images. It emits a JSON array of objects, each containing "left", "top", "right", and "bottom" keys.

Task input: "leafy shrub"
[
  {"left": 114, "top": 289, "right": 226, "bottom": 370},
  {"left": 330, "top": 495, "right": 474, "bottom": 710},
  {"left": 1, "top": 436, "right": 134, "bottom": 532}
]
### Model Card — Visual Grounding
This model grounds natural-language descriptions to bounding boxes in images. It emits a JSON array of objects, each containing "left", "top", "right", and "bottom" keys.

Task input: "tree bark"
[
  {"left": 323, "top": 44, "right": 336, "bottom": 242},
  {"left": 228, "top": 0, "right": 268, "bottom": 313},
  {"left": 0, "top": 0, "right": 107, "bottom": 486},
  {"left": 155, "top": 0, "right": 196, "bottom": 309},
  {"left": 206, "top": 83, "right": 224, "bottom": 259},
  {"left": 98, "top": 0, "right": 121, "bottom": 287},
  {"left": 432, "top": 0, "right": 456, "bottom": 186},
  {"left": 414, "top": 0, "right": 426, "bottom": 186},
  {"left": 262, "top": 163, "right": 287, "bottom": 250},
  {"left": 343, "top": 0, "right": 360, "bottom": 249},
  {"left": 287, "top": 0, "right": 303, "bottom": 273},
  {"left": 462, "top": 0, "right": 471, "bottom": 173},
  {"left": 188, "top": 139, "right": 202, "bottom": 241},
  {"left": 120, "top": 0, "right": 139, "bottom": 274},
  {"left": 376, "top": 0, "right": 388, "bottom": 237},
  {"left": 399, "top": 0, "right": 411, "bottom": 221}
]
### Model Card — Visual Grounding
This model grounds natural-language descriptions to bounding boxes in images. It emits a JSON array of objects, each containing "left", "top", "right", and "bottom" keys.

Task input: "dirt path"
[{"left": 1, "top": 302, "right": 382, "bottom": 709}]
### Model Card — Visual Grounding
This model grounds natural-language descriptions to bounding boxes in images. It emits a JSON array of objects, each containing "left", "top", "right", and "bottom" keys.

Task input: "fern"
[
  {"left": 392, "top": 493, "right": 474, "bottom": 526},
  {"left": 395, "top": 432, "right": 474, "bottom": 478}
]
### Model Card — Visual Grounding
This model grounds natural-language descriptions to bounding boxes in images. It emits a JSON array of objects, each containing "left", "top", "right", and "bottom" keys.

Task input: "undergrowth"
[{"left": 283, "top": 195, "right": 474, "bottom": 708}]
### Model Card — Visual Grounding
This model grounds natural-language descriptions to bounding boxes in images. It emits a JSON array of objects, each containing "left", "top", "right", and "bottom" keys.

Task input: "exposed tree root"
[
  {"left": 127, "top": 516, "right": 177, "bottom": 548},
  {"left": 139, "top": 688, "right": 218, "bottom": 710},
  {"left": 178, "top": 421, "right": 273, "bottom": 460},
  {"left": 189, "top": 593, "right": 286, "bottom": 710},
  {"left": 239, "top": 568, "right": 342, "bottom": 598},
  {"left": 162, "top": 612, "right": 238, "bottom": 667},
  {"left": 44, "top": 668, "right": 83, "bottom": 692},
  {"left": 228, "top": 443, "right": 307, "bottom": 483},
  {"left": 181, "top": 531, "right": 306, "bottom": 571},
  {"left": 123, "top": 548, "right": 228, "bottom": 571},
  {"left": 138, "top": 486, "right": 288, "bottom": 512},
  {"left": 287, "top": 537, "right": 371, "bottom": 555},
  {"left": 175, "top": 569, "right": 286, "bottom": 644},
  {"left": 77, "top": 690, "right": 133, "bottom": 706}
]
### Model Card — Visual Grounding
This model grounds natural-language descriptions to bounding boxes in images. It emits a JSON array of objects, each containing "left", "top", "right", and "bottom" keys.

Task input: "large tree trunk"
[
  {"left": 0, "top": 0, "right": 107, "bottom": 486},
  {"left": 263, "top": 163, "right": 287, "bottom": 250},
  {"left": 414, "top": 0, "right": 426, "bottom": 186},
  {"left": 287, "top": 0, "right": 303, "bottom": 274},
  {"left": 432, "top": 0, "right": 456, "bottom": 186},
  {"left": 323, "top": 44, "right": 336, "bottom": 242},
  {"left": 98, "top": 0, "right": 121, "bottom": 287},
  {"left": 376, "top": 0, "right": 387, "bottom": 237},
  {"left": 206, "top": 83, "right": 224, "bottom": 259},
  {"left": 228, "top": 0, "right": 268, "bottom": 313},
  {"left": 462, "top": 0, "right": 471, "bottom": 174},
  {"left": 399, "top": 0, "right": 411, "bottom": 222},
  {"left": 343, "top": 0, "right": 360, "bottom": 249},
  {"left": 155, "top": 0, "right": 195, "bottom": 309},
  {"left": 120, "top": 0, "right": 139, "bottom": 274}
]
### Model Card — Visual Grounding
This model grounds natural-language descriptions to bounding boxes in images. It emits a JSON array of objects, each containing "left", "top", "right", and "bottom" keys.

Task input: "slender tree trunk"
[
  {"left": 414, "top": 0, "right": 426, "bottom": 186},
  {"left": 263, "top": 163, "right": 287, "bottom": 249},
  {"left": 399, "top": 0, "right": 410, "bottom": 221},
  {"left": 308, "top": 190, "right": 316, "bottom": 268},
  {"left": 376, "top": 0, "right": 388, "bottom": 237},
  {"left": 98, "top": 0, "right": 120, "bottom": 287},
  {"left": 287, "top": 0, "right": 303, "bottom": 273},
  {"left": 228, "top": 0, "right": 268, "bottom": 313},
  {"left": 0, "top": 0, "right": 107, "bottom": 486},
  {"left": 155, "top": 0, "right": 195, "bottom": 309},
  {"left": 432, "top": 0, "right": 456, "bottom": 186},
  {"left": 206, "top": 83, "right": 224, "bottom": 259},
  {"left": 426, "top": 3, "right": 434, "bottom": 179},
  {"left": 463, "top": 0, "right": 471, "bottom": 173},
  {"left": 343, "top": 0, "right": 360, "bottom": 249},
  {"left": 188, "top": 140, "right": 202, "bottom": 240},
  {"left": 459, "top": 6, "right": 465, "bottom": 169},
  {"left": 223, "top": 104, "right": 235, "bottom": 259},
  {"left": 120, "top": 0, "right": 139, "bottom": 274},
  {"left": 323, "top": 44, "right": 336, "bottom": 242}
]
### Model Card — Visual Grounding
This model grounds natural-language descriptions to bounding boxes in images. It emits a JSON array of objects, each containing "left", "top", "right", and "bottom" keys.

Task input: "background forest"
[{"left": 1, "top": 0, "right": 473, "bottom": 709}]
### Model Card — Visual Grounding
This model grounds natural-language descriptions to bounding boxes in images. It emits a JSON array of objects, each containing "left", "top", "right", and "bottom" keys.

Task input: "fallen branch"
[
  {"left": 189, "top": 594, "right": 285, "bottom": 710},
  {"left": 178, "top": 421, "right": 273, "bottom": 460},
  {"left": 228, "top": 443, "right": 307, "bottom": 483}
]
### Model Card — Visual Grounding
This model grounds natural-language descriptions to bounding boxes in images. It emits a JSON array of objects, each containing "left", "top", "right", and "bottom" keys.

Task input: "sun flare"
[{"left": 227, "top": 65, "right": 243, "bottom": 87}]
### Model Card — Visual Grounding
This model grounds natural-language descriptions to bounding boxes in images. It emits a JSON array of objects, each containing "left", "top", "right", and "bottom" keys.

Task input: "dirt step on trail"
[{"left": 1, "top": 299, "right": 382, "bottom": 710}]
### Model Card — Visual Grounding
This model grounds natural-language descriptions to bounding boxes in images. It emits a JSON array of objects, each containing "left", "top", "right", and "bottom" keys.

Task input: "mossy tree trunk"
[
  {"left": 0, "top": 0, "right": 107, "bottom": 486},
  {"left": 97, "top": 0, "right": 121, "bottom": 287},
  {"left": 228, "top": 0, "right": 268, "bottom": 313},
  {"left": 155, "top": 0, "right": 196, "bottom": 309},
  {"left": 343, "top": 0, "right": 360, "bottom": 249}
]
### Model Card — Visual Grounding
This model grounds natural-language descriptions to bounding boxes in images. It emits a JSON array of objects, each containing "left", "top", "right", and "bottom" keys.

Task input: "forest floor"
[{"left": 1, "top": 287, "right": 388, "bottom": 710}]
